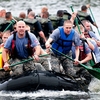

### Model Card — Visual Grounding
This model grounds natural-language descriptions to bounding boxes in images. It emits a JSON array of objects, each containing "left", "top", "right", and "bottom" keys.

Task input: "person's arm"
[
  {"left": 80, "top": 53, "right": 92, "bottom": 64},
  {"left": 86, "top": 15, "right": 94, "bottom": 25},
  {"left": 93, "top": 22, "right": 98, "bottom": 28},
  {"left": 34, "top": 45, "right": 41, "bottom": 56},
  {"left": 2, "top": 48, "right": 10, "bottom": 71},
  {"left": 80, "top": 33, "right": 94, "bottom": 50},
  {"left": 75, "top": 46, "right": 79, "bottom": 60},
  {"left": 95, "top": 40, "right": 100, "bottom": 47},
  {"left": 70, "top": 12, "right": 77, "bottom": 25},
  {"left": 86, "top": 39, "right": 94, "bottom": 50},
  {"left": 39, "top": 31, "right": 47, "bottom": 42},
  {"left": 92, "top": 38, "right": 100, "bottom": 47},
  {"left": 86, "top": 4, "right": 90, "bottom": 8},
  {"left": 45, "top": 38, "right": 53, "bottom": 48},
  {"left": 45, "top": 38, "right": 53, "bottom": 53},
  {"left": 35, "top": 21, "right": 47, "bottom": 42},
  {"left": 73, "top": 46, "right": 80, "bottom": 65},
  {"left": 40, "top": 47, "right": 47, "bottom": 55},
  {"left": 86, "top": 15, "right": 98, "bottom": 28},
  {"left": 45, "top": 28, "right": 60, "bottom": 53},
  {"left": 33, "top": 45, "right": 41, "bottom": 61}
]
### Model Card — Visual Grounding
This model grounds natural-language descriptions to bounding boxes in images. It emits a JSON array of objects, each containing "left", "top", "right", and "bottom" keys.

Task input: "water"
[
  {"left": 0, "top": 90, "right": 91, "bottom": 100},
  {"left": 0, "top": 0, "right": 100, "bottom": 99}
]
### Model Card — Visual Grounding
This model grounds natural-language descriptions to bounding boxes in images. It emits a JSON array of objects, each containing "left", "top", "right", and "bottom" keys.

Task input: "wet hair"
[
  {"left": 19, "top": 12, "right": 26, "bottom": 19},
  {"left": 81, "top": 20, "right": 90, "bottom": 25},
  {"left": 57, "top": 10, "right": 64, "bottom": 17},
  {"left": 41, "top": 6, "right": 48, "bottom": 13},
  {"left": 81, "top": 5, "right": 87, "bottom": 11},
  {"left": 5, "top": 12, "right": 12, "bottom": 19},
  {"left": 28, "top": 11, "right": 35, "bottom": 17},
  {"left": 63, "top": 20, "right": 72, "bottom": 25},
  {"left": 41, "top": 11, "right": 49, "bottom": 18},
  {"left": 27, "top": 8, "right": 32, "bottom": 15},
  {"left": 81, "top": 20, "right": 90, "bottom": 32}
]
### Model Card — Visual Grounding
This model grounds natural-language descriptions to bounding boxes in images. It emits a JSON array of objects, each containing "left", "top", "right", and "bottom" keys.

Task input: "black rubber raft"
[{"left": 0, "top": 70, "right": 91, "bottom": 92}]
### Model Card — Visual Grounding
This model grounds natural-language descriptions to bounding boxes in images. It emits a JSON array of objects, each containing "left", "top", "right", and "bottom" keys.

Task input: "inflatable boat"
[{"left": 0, "top": 70, "right": 91, "bottom": 92}]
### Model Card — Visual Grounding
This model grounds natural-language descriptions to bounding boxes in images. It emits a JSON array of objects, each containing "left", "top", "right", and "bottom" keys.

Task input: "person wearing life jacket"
[
  {"left": 23, "top": 11, "right": 46, "bottom": 43},
  {"left": 2, "top": 21, "right": 46, "bottom": 77},
  {"left": 39, "top": 11, "right": 54, "bottom": 37},
  {"left": 63, "top": 10, "right": 71, "bottom": 21},
  {"left": 0, "top": 12, "right": 16, "bottom": 32},
  {"left": 77, "top": 5, "right": 98, "bottom": 28},
  {"left": 72, "top": 25, "right": 93, "bottom": 65},
  {"left": 25, "top": 24, "right": 51, "bottom": 71},
  {"left": 45, "top": 20, "right": 80, "bottom": 76},
  {"left": 82, "top": 20, "right": 100, "bottom": 63},
  {"left": 49, "top": 10, "right": 64, "bottom": 29},
  {"left": 27, "top": 8, "right": 32, "bottom": 16},
  {"left": 0, "top": 31, "right": 11, "bottom": 80},
  {"left": 37, "top": 11, "right": 54, "bottom": 49},
  {"left": 0, "top": 9, "right": 6, "bottom": 42},
  {"left": 14, "top": 12, "right": 26, "bottom": 21},
  {"left": 71, "top": 25, "right": 93, "bottom": 82}
]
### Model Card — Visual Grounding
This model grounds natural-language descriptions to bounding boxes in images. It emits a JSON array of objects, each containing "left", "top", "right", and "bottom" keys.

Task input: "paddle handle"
[
  {"left": 89, "top": 7, "right": 100, "bottom": 35},
  {"left": 89, "top": 8, "right": 96, "bottom": 23},
  {"left": 70, "top": 6, "right": 82, "bottom": 34},
  {"left": 51, "top": 47, "right": 91, "bottom": 69}
]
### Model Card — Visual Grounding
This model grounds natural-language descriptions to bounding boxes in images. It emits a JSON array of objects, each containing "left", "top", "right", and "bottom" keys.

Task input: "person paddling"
[
  {"left": 77, "top": 4, "right": 98, "bottom": 28},
  {"left": 0, "top": 31, "right": 11, "bottom": 80},
  {"left": 45, "top": 20, "right": 80, "bottom": 76},
  {"left": 2, "top": 21, "right": 45, "bottom": 77}
]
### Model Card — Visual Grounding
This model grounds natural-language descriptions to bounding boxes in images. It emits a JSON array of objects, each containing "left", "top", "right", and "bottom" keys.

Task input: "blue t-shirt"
[
  {"left": 89, "top": 40, "right": 100, "bottom": 63},
  {"left": 4, "top": 32, "right": 40, "bottom": 59},
  {"left": 89, "top": 31, "right": 100, "bottom": 40}
]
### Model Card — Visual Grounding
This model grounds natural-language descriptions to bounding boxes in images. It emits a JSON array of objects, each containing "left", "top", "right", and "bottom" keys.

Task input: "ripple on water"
[{"left": 0, "top": 90, "right": 90, "bottom": 100}]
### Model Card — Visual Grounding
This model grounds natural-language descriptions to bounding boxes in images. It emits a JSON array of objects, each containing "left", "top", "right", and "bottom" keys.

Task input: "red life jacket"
[
  {"left": 11, "top": 31, "right": 34, "bottom": 59},
  {"left": 79, "top": 40, "right": 87, "bottom": 61},
  {"left": 79, "top": 46, "right": 87, "bottom": 61}
]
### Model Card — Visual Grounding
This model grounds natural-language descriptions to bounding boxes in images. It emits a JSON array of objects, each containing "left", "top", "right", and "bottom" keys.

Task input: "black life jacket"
[{"left": 11, "top": 31, "right": 34, "bottom": 59}]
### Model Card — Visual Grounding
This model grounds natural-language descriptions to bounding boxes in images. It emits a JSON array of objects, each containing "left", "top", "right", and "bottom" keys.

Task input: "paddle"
[
  {"left": 89, "top": 7, "right": 100, "bottom": 35},
  {"left": 51, "top": 47, "right": 100, "bottom": 80},
  {"left": 70, "top": 5, "right": 95, "bottom": 66},
  {"left": 70, "top": 6, "right": 82, "bottom": 34},
  {"left": 0, "top": 54, "right": 49, "bottom": 71}
]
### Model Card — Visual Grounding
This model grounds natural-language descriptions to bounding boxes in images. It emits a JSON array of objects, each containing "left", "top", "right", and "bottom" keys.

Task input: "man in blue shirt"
[{"left": 2, "top": 21, "right": 45, "bottom": 77}]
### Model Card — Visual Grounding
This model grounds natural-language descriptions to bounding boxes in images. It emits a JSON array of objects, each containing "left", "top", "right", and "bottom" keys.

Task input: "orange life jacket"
[
  {"left": 0, "top": 44, "right": 9, "bottom": 69},
  {"left": 0, "top": 46, "right": 4, "bottom": 69}
]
